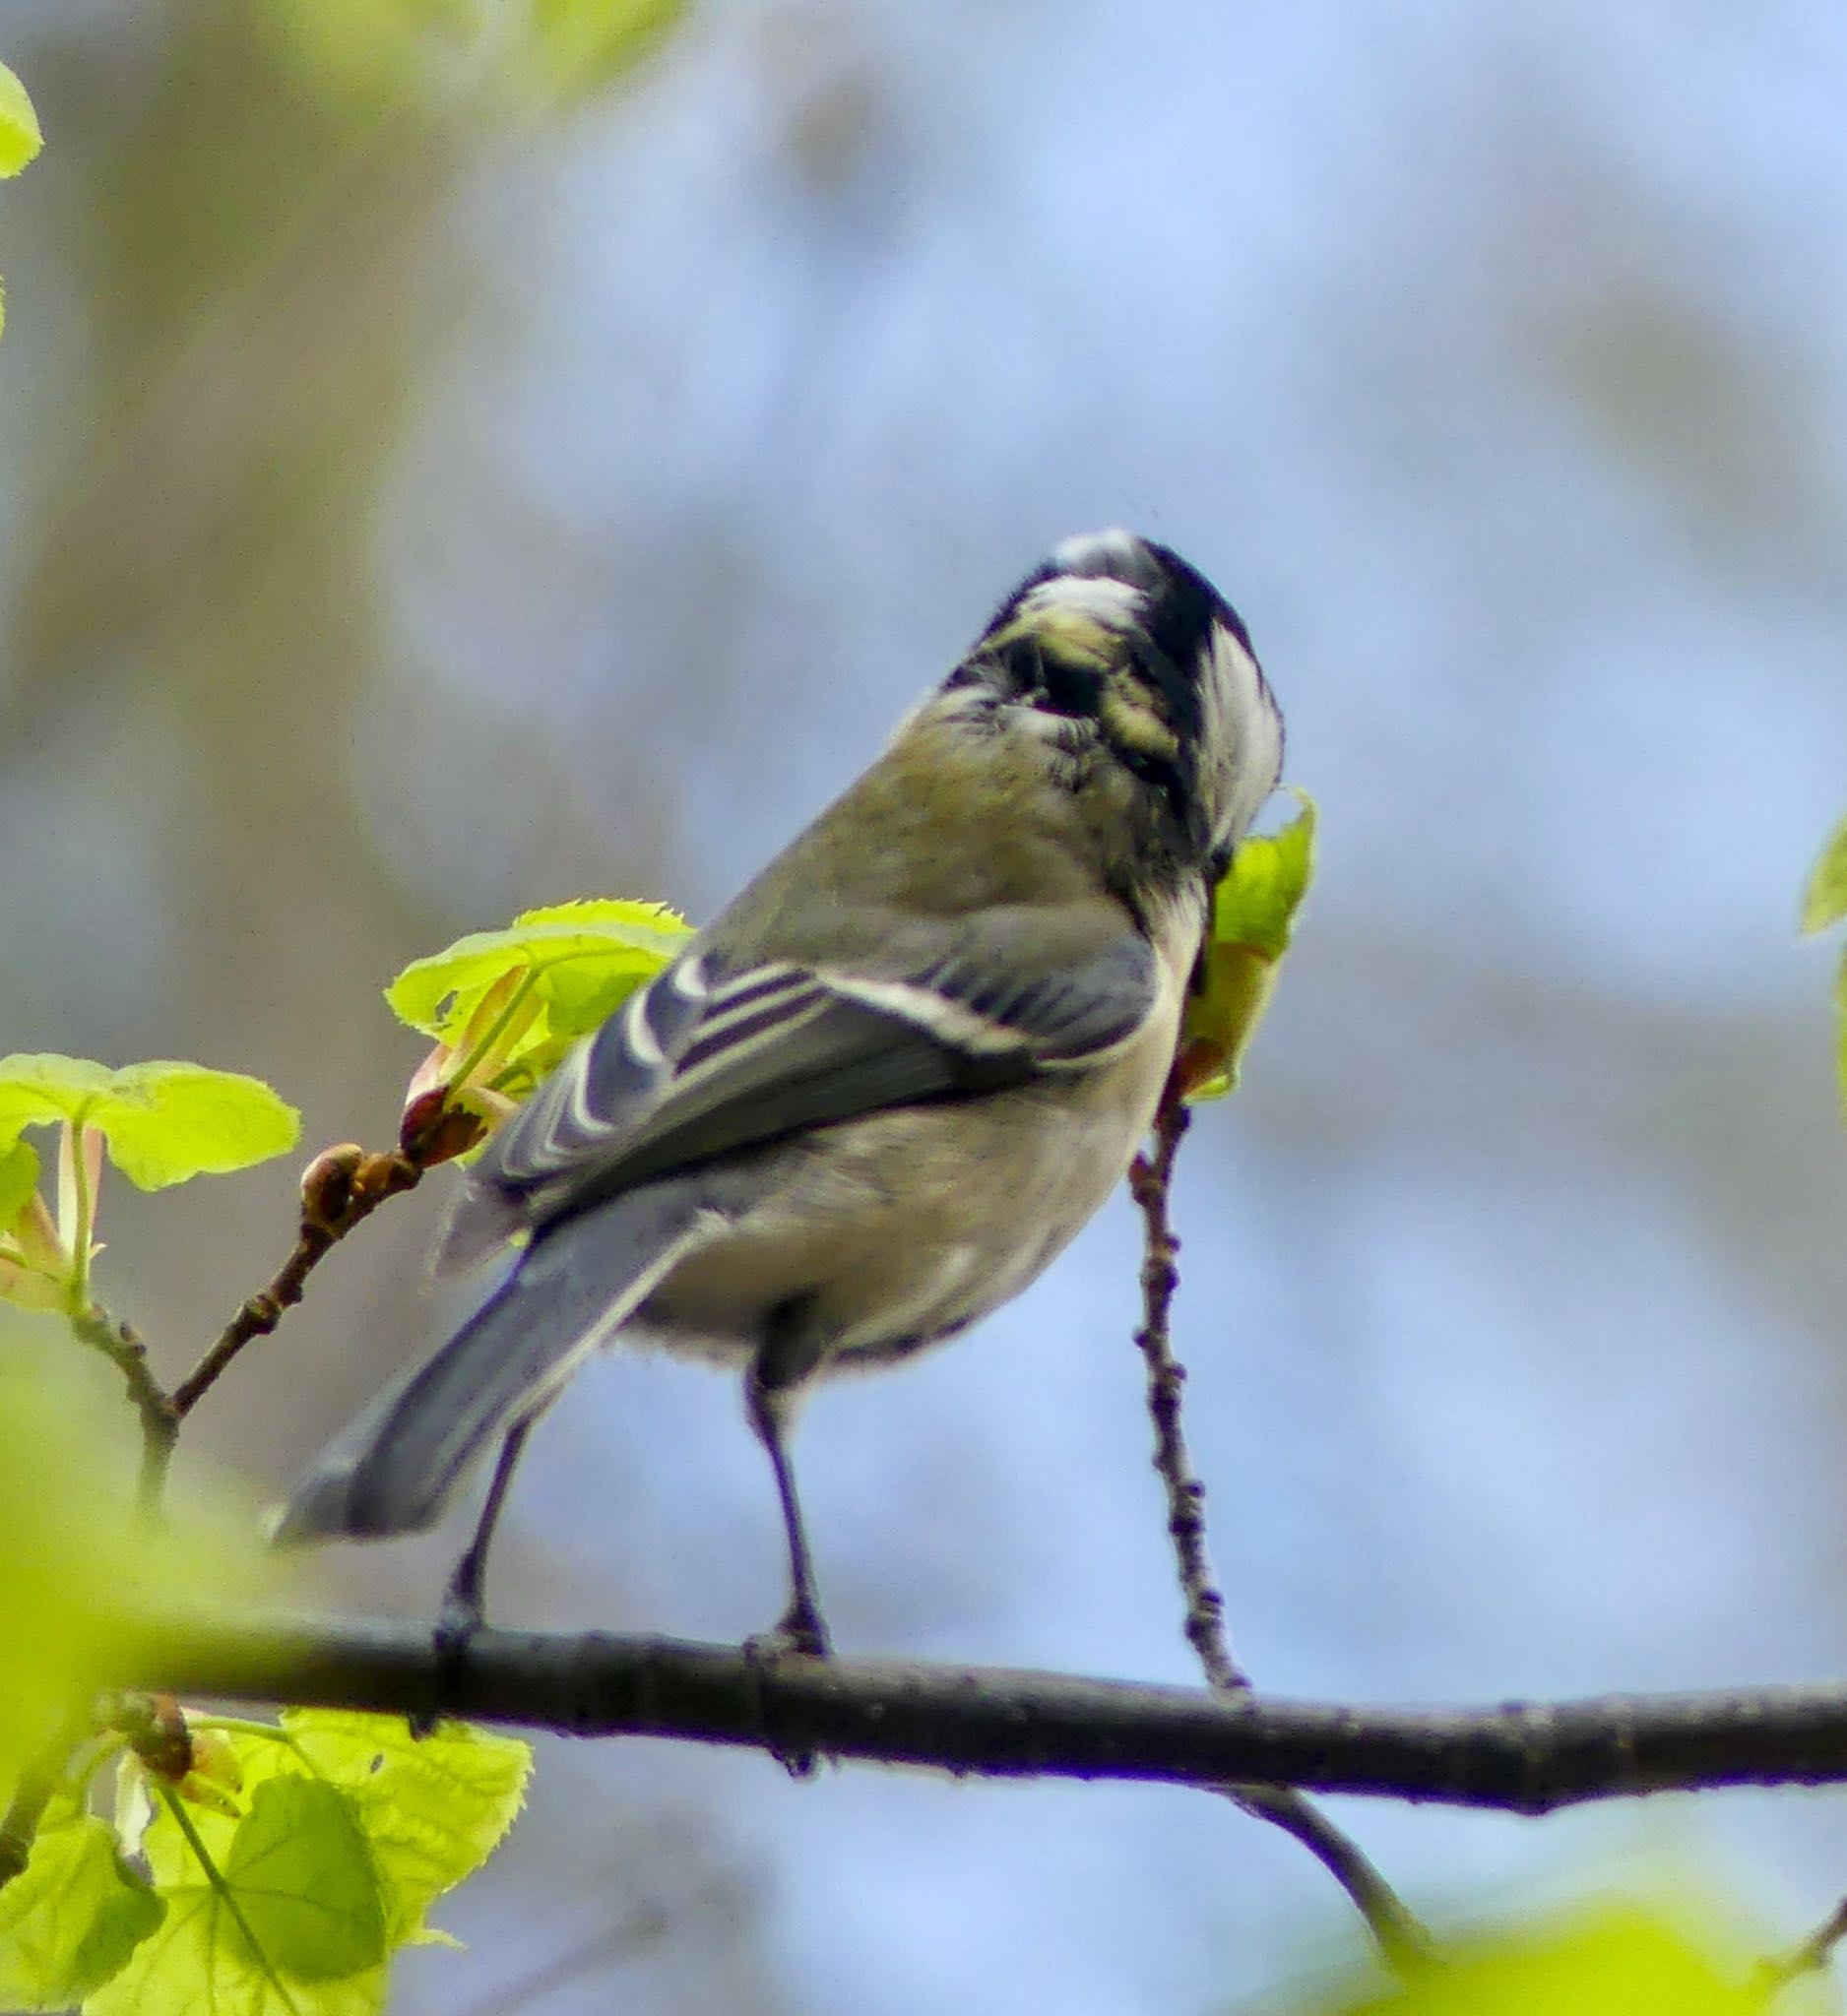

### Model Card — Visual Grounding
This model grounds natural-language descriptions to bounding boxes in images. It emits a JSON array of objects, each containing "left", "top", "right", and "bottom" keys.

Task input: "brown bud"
[
  {"left": 400, "top": 1088, "right": 487, "bottom": 1168},
  {"left": 130, "top": 1692, "right": 193, "bottom": 1784},
  {"left": 299, "top": 1144, "right": 365, "bottom": 1231}
]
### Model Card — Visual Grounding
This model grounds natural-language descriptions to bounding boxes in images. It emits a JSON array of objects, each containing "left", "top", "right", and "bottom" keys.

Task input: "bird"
[{"left": 276, "top": 530, "right": 1285, "bottom": 1658}]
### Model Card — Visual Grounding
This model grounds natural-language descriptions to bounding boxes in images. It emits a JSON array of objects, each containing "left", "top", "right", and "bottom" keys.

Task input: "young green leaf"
[
  {"left": 387, "top": 900, "right": 689, "bottom": 1041},
  {"left": 0, "top": 1055, "right": 300, "bottom": 1191},
  {"left": 1802, "top": 809, "right": 1847, "bottom": 936},
  {"left": 276, "top": 1711, "right": 531, "bottom": 1944},
  {"left": 0, "top": 1800, "right": 163, "bottom": 2010},
  {"left": 387, "top": 899, "right": 690, "bottom": 1121},
  {"left": 223, "top": 1780, "right": 389, "bottom": 1979},
  {"left": 115, "top": 1708, "right": 530, "bottom": 2006},
  {"left": 97, "top": 1779, "right": 388, "bottom": 2016},
  {"left": 0, "top": 59, "right": 41, "bottom": 177},
  {"left": 1180, "top": 788, "right": 1316, "bottom": 1102}
]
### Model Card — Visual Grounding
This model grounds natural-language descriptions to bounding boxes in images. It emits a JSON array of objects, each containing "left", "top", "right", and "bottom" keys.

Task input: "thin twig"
[
  {"left": 172, "top": 1143, "right": 421, "bottom": 1421},
  {"left": 69, "top": 1303, "right": 179, "bottom": 1517},
  {"left": 1128, "top": 1085, "right": 1428, "bottom": 1963},
  {"left": 1127, "top": 1096, "right": 1245, "bottom": 1690},
  {"left": 0, "top": 1731, "right": 75, "bottom": 1894},
  {"left": 1762, "top": 1895, "right": 1847, "bottom": 1991}
]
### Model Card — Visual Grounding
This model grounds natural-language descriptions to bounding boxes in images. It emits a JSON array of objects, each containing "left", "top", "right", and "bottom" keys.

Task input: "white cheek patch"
[{"left": 1201, "top": 627, "right": 1285, "bottom": 849}]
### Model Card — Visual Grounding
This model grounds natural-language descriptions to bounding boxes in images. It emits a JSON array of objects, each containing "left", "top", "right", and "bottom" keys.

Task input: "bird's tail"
[{"left": 272, "top": 1189, "right": 708, "bottom": 1545}]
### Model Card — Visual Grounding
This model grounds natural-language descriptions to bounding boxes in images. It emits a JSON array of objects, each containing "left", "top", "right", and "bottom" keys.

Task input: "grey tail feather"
[{"left": 272, "top": 1188, "right": 708, "bottom": 1547}]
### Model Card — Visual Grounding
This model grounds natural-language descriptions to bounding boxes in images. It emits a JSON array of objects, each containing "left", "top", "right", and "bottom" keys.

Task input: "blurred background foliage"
[{"left": 3, "top": 3, "right": 1847, "bottom": 2013}]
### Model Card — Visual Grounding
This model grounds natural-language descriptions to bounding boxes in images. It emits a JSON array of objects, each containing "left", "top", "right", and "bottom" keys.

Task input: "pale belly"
[{"left": 630, "top": 1035, "right": 1173, "bottom": 1375}]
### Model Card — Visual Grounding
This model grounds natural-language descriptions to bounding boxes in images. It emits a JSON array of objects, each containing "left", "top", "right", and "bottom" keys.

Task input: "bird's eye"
[
  {"left": 1033, "top": 652, "right": 1102, "bottom": 719},
  {"left": 1117, "top": 742, "right": 1186, "bottom": 802}
]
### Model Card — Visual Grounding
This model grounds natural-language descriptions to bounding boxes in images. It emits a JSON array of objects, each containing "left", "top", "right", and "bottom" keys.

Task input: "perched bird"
[{"left": 277, "top": 531, "right": 1285, "bottom": 1656}]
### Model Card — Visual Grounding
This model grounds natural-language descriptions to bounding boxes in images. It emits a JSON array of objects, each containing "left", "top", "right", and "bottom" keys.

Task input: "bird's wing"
[{"left": 434, "top": 909, "right": 1159, "bottom": 1271}]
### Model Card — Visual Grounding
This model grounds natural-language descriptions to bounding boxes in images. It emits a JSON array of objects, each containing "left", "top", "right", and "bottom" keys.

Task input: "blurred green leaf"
[
  {"left": 0, "top": 1799, "right": 164, "bottom": 2010},
  {"left": 0, "top": 60, "right": 41, "bottom": 177},
  {"left": 1181, "top": 788, "right": 1316, "bottom": 1102},
  {"left": 0, "top": 1055, "right": 300, "bottom": 1191},
  {"left": 1802, "top": 811, "right": 1847, "bottom": 936},
  {"left": 1308, "top": 1907, "right": 1826, "bottom": 2016},
  {"left": 529, "top": 0, "right": 687, "bottom": 94},
  {"left": 0, "top": 1340, "right": 279, "bottom": 1790}
]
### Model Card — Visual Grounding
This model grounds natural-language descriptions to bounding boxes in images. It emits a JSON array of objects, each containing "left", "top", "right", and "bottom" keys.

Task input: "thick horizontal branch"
[{"left": 136, "top": 1615, "right": 1847, "bottom": 1814}]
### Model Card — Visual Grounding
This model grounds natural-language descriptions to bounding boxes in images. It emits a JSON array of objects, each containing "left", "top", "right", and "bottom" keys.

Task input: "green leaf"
[
  {"left": 0, "top": 1055, "right": 300, "bottom": 1190},
  {"left": 1802, "top": 809, "right": 1847, "bottom": 935},
  {"left": 0, "top": 1136, "right": 38, "bottom": 1226},
  {"left": 0, "top": 60, "right": 42, "bottom": 177},
  {"left": 1212, "top": 786, "right": 1316, "bottom": 961},
  {"left": 278, "top": 1711, "right": 531, "bottom": 1943},
  {"left": 386, "top": 900, "right": 689, "bottom": 1040},
  {"left": 224, "top": 1781, "right": 388, "bottom": 1979},
  {"left": 99, "top": 1781, "right": 388, "bottom": 2016},
  {"left": 0, "top": 1802, "right": 163, "bottom": 2009},
  {"left": 387, "top": 900, "right": 691, "bottom": 1111},
  {"left": 1181, "top": 788, "right": 1316, "bottom": 1102}
]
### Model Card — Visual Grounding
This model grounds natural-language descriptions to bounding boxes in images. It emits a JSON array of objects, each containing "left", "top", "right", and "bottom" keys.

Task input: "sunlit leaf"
[
  {"left": 97, "top": 1779, "right": 388, "bottom": 2014},
  {"left": 0, "top": 1800, "right": 163, "bottom": 2009},
  {"left": 0, "top": 1055, "right": 300, "bottom": 1191},
  {"left": 0, "top": 60, "right": 41, "bottom": 177},
  {"left": 387, "top": 901, "right": 689, "bottom": 1040},
  {"left": 1180, "top": 788, "right": 1316, "bottom": 1102},
  {"left": 1802, "top": 810, "right": 1847, "bottom": 936},
  {"left": 278, "top": 1712, "right": 531, "bottom": 1944},
  {"left": 387, "top": 899, "right": 690, "bottom": 1112}
]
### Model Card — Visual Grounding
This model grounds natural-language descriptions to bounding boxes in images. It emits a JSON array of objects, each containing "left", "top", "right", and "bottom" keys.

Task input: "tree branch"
[{"left": 134, "top": 1616, "right": 1847, "bottom": 1812}]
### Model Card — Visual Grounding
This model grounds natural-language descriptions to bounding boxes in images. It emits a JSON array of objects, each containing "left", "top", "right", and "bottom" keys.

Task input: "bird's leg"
[
  {"left": 422, "top": 1417, "right": 534, "bottom": 1730},
  {"left": 744, "top": 1314, "right": 831, "bottom": 1660}
]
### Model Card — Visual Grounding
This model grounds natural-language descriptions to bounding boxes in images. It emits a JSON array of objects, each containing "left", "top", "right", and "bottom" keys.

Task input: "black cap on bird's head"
[{"left": 956, "top": 530, "right": 1285, "bottom": 873}]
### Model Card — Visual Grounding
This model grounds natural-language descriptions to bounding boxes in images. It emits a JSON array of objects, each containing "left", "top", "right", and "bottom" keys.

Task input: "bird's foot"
[
  {"left": 410, "top": 1576, "right": 487, "bottom": 1738},
  {"left": 742, "top": 1599, "right": 832, "bottom": 1778}
]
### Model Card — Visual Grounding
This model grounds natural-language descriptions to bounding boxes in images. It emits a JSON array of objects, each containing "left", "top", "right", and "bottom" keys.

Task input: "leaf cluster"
[{"left": 1, "top": 1710, "right": 528, "bottom": 2014}]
